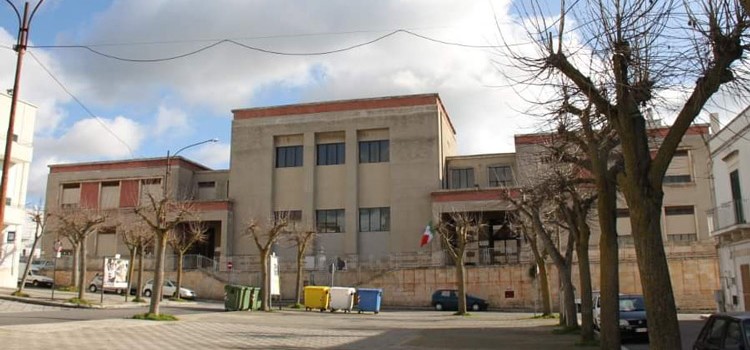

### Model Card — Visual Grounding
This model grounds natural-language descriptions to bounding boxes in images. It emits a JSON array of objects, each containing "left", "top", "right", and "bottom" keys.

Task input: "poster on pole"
[
  {"left": 270, "top": 253, "right": 280, "bottom": 296},
  {"left": 103, "top": 257, "right": 129, "bottom": 289}
]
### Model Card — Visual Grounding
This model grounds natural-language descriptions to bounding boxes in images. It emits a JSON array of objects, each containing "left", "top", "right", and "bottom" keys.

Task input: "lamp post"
[
  {"left": 163, "top": 138, "right": 218, "bottom": 199},
  {"left": 0, "top": 0, "right": 44, "bottom": 257}
]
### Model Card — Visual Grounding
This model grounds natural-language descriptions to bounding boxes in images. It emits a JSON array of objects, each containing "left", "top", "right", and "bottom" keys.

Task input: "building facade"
[
  {"left": 0, "top": 93, "right": 36, "bottom": 288},
  {"left": 710, "top": 107, "right": 750, "bottom": 311}
]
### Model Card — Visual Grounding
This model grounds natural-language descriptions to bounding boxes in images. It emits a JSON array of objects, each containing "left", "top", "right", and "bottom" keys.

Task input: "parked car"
[
  {"left": 431, "top": 289, "right": 488, "bottom": 311},
  {"left": 18, "top": 269, "right": 53, "bottom": 288},
  {"left": 142, "top": 279, "right": 196, "bottom": 300},
  {"left": 693, "top": 313, "right": 750, "bottom": 350},
  {"left": 88, "top": 274, "right": 125, "bottom": 294},
  {"left": 593, "top": 293, "right": 648, "bottom": 340},
  {"left": 30, "top": 260, "right": 54, "bottom": 271}
]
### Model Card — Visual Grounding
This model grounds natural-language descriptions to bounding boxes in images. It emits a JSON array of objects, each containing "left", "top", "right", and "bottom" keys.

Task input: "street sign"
[
  {"left": 54, "top": 240, "right": 62, "bottom": 258},
  {"left": 227, "top": 261, "right": 233, "bottom": 270}
]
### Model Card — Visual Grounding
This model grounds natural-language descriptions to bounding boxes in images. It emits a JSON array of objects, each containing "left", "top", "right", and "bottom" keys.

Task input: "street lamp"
[{"left": 163, "top": 138, "right": 218, "bottom": 198}]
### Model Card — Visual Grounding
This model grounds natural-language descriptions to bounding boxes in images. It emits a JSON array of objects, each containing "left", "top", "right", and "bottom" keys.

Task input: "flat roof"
[
  {"left": 49, "top": 156, "right": 212, "bottom": 174},
  {"left": 232, "top": 93, "right": 457, "bottom": 134}
]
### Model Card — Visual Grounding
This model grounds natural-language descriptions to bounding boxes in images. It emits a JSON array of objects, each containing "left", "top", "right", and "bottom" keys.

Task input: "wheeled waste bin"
[
  {"left": 224, "top": 285, "right": 251, "bottom": 311},
  {"left": 356, "top": 288, "right": 382, "bottom": 314},
  {"left": 304, "top": 286, "right": 330, "bottom": 312},
  {"left": 249, "top": 287, "right": 262, "bottom": 310},
  {"left": 329, "top": 287, "right": 356, "bottom": 313}
]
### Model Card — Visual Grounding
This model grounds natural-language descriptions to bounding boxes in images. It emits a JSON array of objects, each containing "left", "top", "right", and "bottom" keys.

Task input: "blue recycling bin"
[{"left": 356, "top": 288, "right": 382, "bottom": 314}]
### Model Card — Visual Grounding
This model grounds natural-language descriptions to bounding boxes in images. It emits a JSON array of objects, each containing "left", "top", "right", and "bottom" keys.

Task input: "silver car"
[{"left": 143, "top": 279, "right": 196, "bottom": 300}]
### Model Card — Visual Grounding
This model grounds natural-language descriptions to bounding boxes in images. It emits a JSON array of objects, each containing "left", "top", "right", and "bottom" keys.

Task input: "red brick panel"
[
  {"left": 80, "top": 182, "right": 100, "bottom": 209},
  {"left": 233, "top": 94, "right": 438, "bottom": 119},
  {"left": 119, "top": 180, "right": 139, "bottom": 208}
]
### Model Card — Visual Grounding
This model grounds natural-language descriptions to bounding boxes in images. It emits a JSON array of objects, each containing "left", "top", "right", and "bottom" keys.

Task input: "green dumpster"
[
  {"left": 249, "top": 287, "right": 262, "bottom": 310},
  {"left": 224, "top": 285, "right": 251, "bottom": 311}
]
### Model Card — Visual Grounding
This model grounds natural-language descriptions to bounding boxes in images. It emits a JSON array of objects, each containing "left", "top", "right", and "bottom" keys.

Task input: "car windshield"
[{"left": 619, "top": 296, "right": 645, "bottom": 311}]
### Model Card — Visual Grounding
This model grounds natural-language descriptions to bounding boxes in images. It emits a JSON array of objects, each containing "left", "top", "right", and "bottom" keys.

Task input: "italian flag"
[{"left": 420, "top": 222, "right": 435, "bottom": 247}]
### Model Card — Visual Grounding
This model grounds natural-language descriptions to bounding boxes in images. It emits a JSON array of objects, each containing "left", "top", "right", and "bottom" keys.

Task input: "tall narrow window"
[
  {"left": 316, "top": 209, "right": 345, "bottom": 233},
  {"left": 488, "top": 165, "right": 513, "bottom": 187},
  {"left": 276, "top": 145, "right": 303, "bottom": 168},
  {"left": 359, "top": 140, "right": 389, "bottom": 163},
  {"left": 449, "top": 168, "right": 475, "bottom": 189},
  {"left": 730, "top": 170, "right": 745, "bottom": 224},
  {"left": 317, "top": 143, "right": 345, "bottom": 165}
]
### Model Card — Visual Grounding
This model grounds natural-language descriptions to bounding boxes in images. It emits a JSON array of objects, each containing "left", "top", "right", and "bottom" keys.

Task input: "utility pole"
[{"left": 0, "top": 0, "right": 44, "bottom": 256}]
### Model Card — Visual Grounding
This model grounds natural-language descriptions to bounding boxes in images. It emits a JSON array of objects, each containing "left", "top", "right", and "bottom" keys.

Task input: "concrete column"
[
  {"left": 345, "top": 128, "right": 359, "bottom": 255},
  {"left": 303, "top": 132, "right": 316, "bottom": 228}
]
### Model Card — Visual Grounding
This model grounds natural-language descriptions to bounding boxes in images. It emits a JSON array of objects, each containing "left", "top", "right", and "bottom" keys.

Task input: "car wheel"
[
  {"left": 88, "top": 284, "right": 97, "bottom": 293},
  {"left": 144, "top": 289, "right": 152, "bottom": 297},
  {"left": 116, "top": 289, "right": 123, "bottom": 295},
  {"left": 32, "top": 280, "right": 39, "bottom": 287},
  {"left": 471, "top": 303, "right": 481, "bottom": 311},
  {"left": 435, "top": 303, "right": 443, "bottom": 311}
]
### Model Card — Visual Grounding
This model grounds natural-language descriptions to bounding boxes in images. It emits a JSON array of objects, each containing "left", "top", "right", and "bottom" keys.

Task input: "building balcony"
[{"left": 709, "top": 198, "right": 750, "bottom": 236}]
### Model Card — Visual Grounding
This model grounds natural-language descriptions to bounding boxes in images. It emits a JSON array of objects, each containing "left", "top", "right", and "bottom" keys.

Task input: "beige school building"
[{"left": 42, "top": 93, "right": 720, "bottom": 310}]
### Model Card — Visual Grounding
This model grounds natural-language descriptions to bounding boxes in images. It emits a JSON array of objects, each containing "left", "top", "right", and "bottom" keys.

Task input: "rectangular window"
[
  {"left": 61, "top": 183, "right": 81, "bottom": 207},
  {"left": 359, "top": 140, "right": 389, "bottom": 163},
  {"left": 359, "top": 207, "right": 390, "bottom": 232},
  {"left": 198, "top": 181, "right": 215, "bottom": 188},
  {"left": 665, "top": 206, "right": 695, "bottom": 216},
  {"left": 449, "top": 168, "right": 475, "bottom": 189},
  {"left": 665, "top": 205, "right": 696, "bottom": 238},
  {"left": 488, "top": 165, "right": 513, "bottom": 187},
  {"left": 100, "top": 181, "right": 120, "bottom": 209},
  {"left": 11, "top": 134, "right": 18, "bottom": 142},
  {"left": 6, "top": 231, "right": 15, "bottom": 242},
  {"left": 317, "top": 143, "right": 345, "bottom": 166},
  {"left": 316, "top": 209, "right": 345, "bottom": 233},
  {"left": 664, "top": 150, "right": 692, "bottom": 183},
  {"left": 276, "top": 145, "right": 303, "bottom": 168},
  {"left": 273, "top": 210, "right": 302, "bottom": 223}
]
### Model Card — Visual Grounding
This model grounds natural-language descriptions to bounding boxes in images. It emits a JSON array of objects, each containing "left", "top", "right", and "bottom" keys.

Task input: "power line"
[{"left": 26, "top": 50, "right": 135, "bottom": 157}]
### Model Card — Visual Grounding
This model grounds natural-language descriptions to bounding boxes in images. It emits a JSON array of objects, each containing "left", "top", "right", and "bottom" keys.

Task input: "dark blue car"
[
  {"left": 431, "top": 289, "right": 488, "bottom": 311},
  {"left": 693, "top": 313, "right": 750, "bottom": 350},
  {"left": 618, "top": 295, "right": 648, "bottom": 340}
]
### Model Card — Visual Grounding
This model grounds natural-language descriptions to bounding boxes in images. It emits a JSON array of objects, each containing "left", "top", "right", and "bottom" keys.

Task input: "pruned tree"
[
  {"left": 119, "top": 218, "right": 153, "bottom": 302},
  {"left": 244, "top": 212, "right": 290, "bottom": 311},
  {"left": 168, "top": 220, "right": 207, "bottom": 300},
  {"left": 434, "top": 210, "right": 482, "bottom": 315},
  {"left": 133, "top": 189, "right": 194, "bottom": 315},
  {"left": 500, "top": 0, "right": 749, "bottom": 346},
  {"left": 287, "top": 221, "right": 316, "bottom": 307},
  {"left": 50, "top": 207, "right": 108, "bottom": 301},
  {"left": 15, "top": 207, "right": 49, "bottom": 295},
  {"left": 510, "top": 215, "right": 552, "bottom": 316}
]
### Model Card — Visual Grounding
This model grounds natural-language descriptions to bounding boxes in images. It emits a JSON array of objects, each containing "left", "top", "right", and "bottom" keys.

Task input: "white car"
[
  {"left": 18, "top": 269, "right": 54, "bottom": 288},
  {"left": 88, "top": 275, "right": 125, "bottom": 294},
  {"left": 142, "top": 279, "right": 196, "bottom": 300}
]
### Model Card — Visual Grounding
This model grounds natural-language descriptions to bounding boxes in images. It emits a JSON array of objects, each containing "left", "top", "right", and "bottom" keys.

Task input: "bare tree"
[
  {"left": 15, "top": 207, "right": 49, "bottom": 295},
  {"left": 511, "top": 216, "right": 552, "bottom": 316},
  {"left": 501, "top": 1, "right": 749, "bottom": 346},
  {"left": 119, "top": 218, "right": 153, "bottom": 302},
  {"left": 244, "top": 213, "right": 290, "bottom": 311},
  {"left": 133, "top": 190, "right": 194, "bottom": 315},
  {"left": 50, "top": 207, "right": 107, "bottom": 301},
  {"left": 287, "top": 222, "right": 316, "bottom": 307},
  {"left": 434, "top": 211, "right": 482, "bottom": 315},
  {"left": 168, "top": 220, "right": 207, "bottom": 300}
]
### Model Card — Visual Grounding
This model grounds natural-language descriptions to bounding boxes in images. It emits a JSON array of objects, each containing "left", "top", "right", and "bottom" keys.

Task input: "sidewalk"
[{"left": 0, "top": 286, "right": 210, "bottom": 309}]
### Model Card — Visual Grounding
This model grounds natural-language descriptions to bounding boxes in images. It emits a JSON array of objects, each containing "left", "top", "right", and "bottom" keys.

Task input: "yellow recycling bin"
[{"left": 304, "top": 286, "right": 331, "bottom": 312}]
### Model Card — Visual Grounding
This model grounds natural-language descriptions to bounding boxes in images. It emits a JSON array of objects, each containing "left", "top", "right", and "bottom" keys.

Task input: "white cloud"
[
  {"left": 189, "top": 142, "right": 230, "bottom": 170},
  {"left": 35, "top": 115, "right": 144, "bottom": 162},
  {"left": 154, "top": 104, "right": 189, "bottom": 137}
]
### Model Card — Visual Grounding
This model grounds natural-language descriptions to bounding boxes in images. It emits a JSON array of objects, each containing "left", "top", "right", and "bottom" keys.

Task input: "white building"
[
  {"left": 0, "top": 93, "right": 36, "bottom": 288},
  {"left": 710, "top": 107, "right": 750, "bottom": 311}
]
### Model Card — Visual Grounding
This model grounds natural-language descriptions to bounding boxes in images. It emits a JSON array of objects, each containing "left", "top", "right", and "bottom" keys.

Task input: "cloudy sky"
[{"left": 0, "top": 0, "right": 743, "bottom": 204}]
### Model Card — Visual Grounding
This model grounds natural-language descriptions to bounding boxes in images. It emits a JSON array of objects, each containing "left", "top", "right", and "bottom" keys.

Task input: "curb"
[{"left": 0, "top": 295, "right": 93, "bottom": 308}]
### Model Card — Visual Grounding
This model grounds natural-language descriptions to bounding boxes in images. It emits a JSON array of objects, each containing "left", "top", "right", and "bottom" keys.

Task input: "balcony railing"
[{"left": 709, "top": 198, "right": 750, "bottom": 233}]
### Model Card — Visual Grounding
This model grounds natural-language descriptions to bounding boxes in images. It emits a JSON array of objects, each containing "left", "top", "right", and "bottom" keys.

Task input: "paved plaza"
[{"left": 0, "top": 301, "right": 577, "bottom": 350}]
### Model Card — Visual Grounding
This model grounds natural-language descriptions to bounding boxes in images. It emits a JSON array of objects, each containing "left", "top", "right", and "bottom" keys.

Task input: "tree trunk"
[
  {"left": 137, "top": 246, "right": 145, "bottom": 300},
  {"left": 559, "top": 264, "right": 578, "bottom": 328},
  {"left": 175, "top": 251, "right": 183, "bottom": 300},
  {"left": 78, "top": 239, "right": 87, "bottom": 300},
  {"left": 17, "top": 230, "right": 43, "bottom": 293},
  {"left": 295, "top": 246, "right": 304, "bottom": 305},
  {"left": 576, "top": 233, "right": 594, "bottom": 342},
  {"left": 149, "top": 233, "right": 168, "bottom": 315},
  {"left": 126, "top": 246, "right": 136, "bottom": 298},
  {"left": 629, "top": 194, "right": 681, "bottom": 349},
  {"left": 527, "top": 235, "right": 551, "bottom": 315},
  {"left": 455, "top": 255, "right": 467, "bottom": 315},
  {"left": 260, "top": 249, "right": 270, "bottom": 311},
  {"left": 71, "top": 242, "right": 79, "bottom": 288},
  {"left": 597, "top": 176, "right": 621, "bottom": 349}
]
